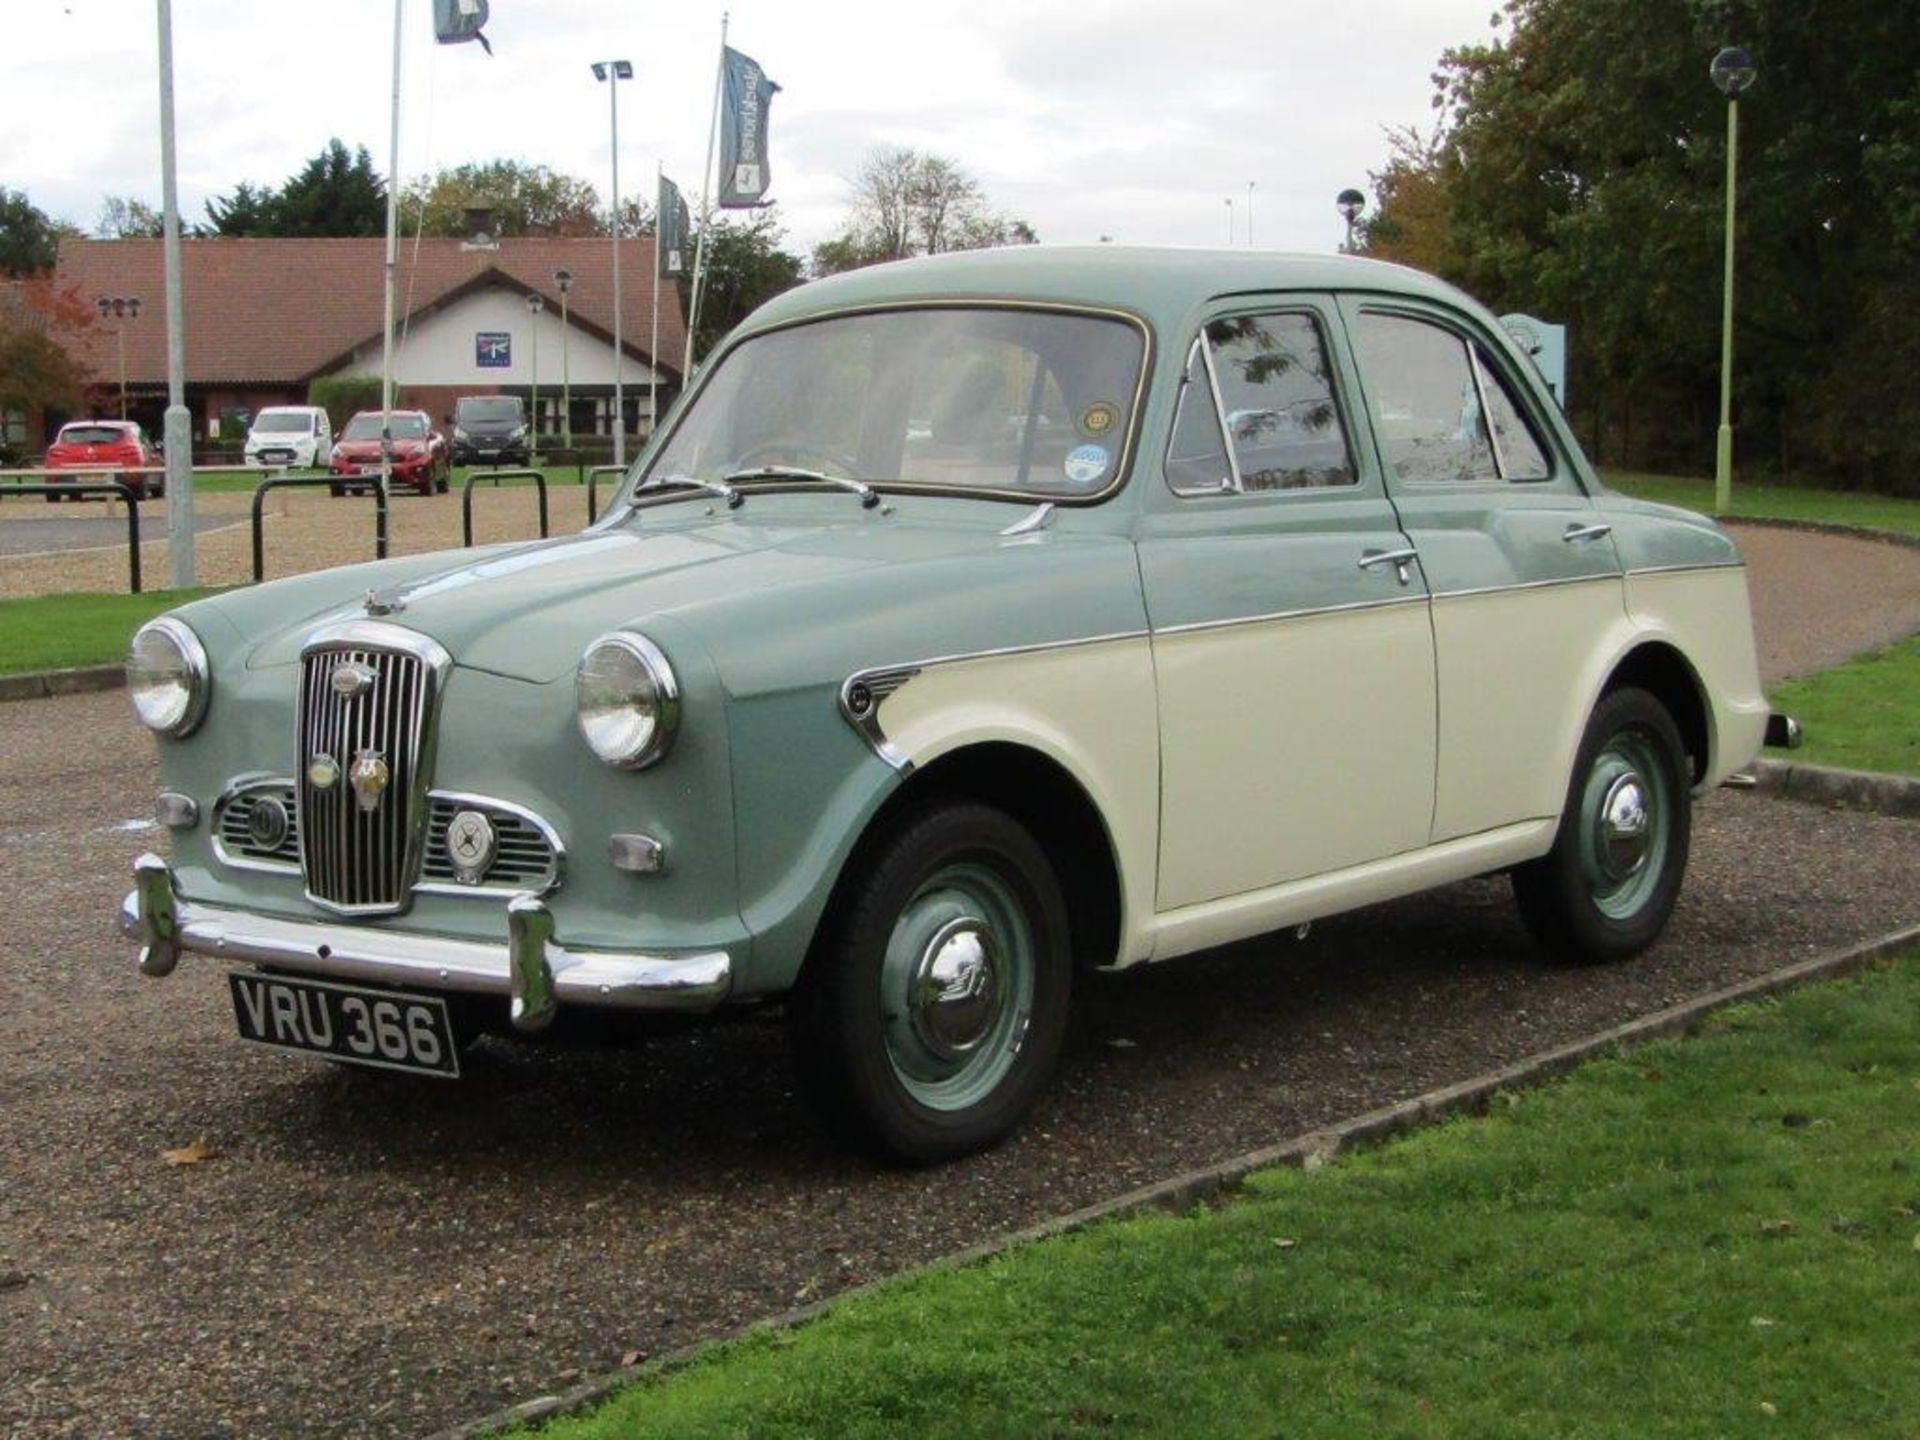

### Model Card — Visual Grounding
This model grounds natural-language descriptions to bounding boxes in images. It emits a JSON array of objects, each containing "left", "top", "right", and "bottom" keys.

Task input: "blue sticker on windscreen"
[{"left": 1064, "top": 443, "right": 1111, "bottom": 486}]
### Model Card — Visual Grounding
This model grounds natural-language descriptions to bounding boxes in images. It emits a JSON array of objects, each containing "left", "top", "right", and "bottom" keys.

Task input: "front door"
[{"left": 1140, "top": 300, "right": 1438, "bottom": 911}]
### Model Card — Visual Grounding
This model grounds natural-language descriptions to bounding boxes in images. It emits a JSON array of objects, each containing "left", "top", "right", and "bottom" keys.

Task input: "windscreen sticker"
[
  {"left": 1063, "top": 443, "right": 1111, "bottom": 486},
  {"left": 1078, "top": 402, "right": 1119, "bottom": 437}
]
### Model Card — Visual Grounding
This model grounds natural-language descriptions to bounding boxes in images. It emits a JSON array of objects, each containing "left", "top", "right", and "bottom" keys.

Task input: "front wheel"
[
  {"left": 788, "top": 801, "right": 1072, "bottom": 1163},
  {"left": 1512, "top": 686, "right": 1691, "bottom": 964}
]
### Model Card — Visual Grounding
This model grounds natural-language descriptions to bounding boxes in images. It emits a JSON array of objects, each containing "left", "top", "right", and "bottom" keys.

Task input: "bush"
[{"left": 307, "top": 375, "right": 384, "bottom": 433}]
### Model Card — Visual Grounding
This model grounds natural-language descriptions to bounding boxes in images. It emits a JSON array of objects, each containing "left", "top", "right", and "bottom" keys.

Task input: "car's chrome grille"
[
  {"left": 216, "top": 781, "right": 300, "bottom": 869},
  {"left": 297, "top": 645, "right": 431, "bottom": 912},
  {"left": 421, "top": 797, "right": 560, "bottom": 891}
]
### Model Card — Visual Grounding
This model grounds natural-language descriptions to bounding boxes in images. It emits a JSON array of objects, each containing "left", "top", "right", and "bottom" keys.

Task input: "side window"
[
  {"left": 1165, "top": 338, "right": 1231, "bottom": 493},
  {"left": 1471, "top": 346, "right": 1551, "bottom": 481},
  {"left": 1352, "top": 313, "right": 1497, "bottom": 484},
  {"left": 1165, "top": 310, "right": 1355, "bottom": 496}
]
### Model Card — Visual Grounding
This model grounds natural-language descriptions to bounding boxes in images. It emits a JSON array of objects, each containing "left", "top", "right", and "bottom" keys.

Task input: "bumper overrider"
[{"left": 121, "top": 853, "right": 731, "bottom": 1033}]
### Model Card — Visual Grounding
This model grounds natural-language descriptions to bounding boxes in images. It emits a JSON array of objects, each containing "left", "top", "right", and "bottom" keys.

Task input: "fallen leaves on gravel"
[{"left": 161, "top": 1139, "right": 221, "bottom": 1166}]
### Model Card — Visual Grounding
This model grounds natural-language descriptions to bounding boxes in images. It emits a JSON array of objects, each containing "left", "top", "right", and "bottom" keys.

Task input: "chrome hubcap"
[
  {"left": 909, "top": 919, "right": 1002, "bottom": 1060},
  {"left": 1596, "top": 773, "right": 1650, "bottom": 881}
]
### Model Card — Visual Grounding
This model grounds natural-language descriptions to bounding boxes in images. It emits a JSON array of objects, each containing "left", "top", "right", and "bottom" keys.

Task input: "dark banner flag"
[
  {"left": 431, "top": 0, "right": 491, "bottom": 53},
  {"left": 657, "top": 176, "right": 691, "bottom": 277},
  {"left": 717, "top": 46, "right": 780, "bottom": 207}
]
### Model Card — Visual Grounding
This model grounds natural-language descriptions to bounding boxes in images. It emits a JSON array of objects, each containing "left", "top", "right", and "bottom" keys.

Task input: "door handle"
[
  {"left": 1562, "top": 522, "right": 1613, "bottom": 544},
  {"left": 1357, "top": 546, "right": 1420, "bottom": 586}
]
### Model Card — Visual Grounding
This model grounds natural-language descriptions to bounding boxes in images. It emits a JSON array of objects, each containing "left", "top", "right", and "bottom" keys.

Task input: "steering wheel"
[{"left": 731, "top": 441, "right": 863, "bottom": 480}]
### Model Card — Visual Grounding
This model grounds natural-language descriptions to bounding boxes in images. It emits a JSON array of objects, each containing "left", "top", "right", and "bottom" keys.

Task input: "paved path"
[
  {"left": 0, "top": 506, "right": 245, "bottom": 559},
  {"left": 1729, "top": 522, "right": 1920, "bottom": 680}
]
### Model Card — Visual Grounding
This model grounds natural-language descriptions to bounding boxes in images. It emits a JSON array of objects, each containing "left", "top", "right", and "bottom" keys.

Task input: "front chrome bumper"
[{"left": 120, "top": 853, "right": 731, "bottom": 1033}]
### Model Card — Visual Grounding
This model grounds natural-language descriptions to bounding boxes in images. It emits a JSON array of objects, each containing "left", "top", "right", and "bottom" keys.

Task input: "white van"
[{"left": 243, "top": 406, "right": 334, "bottom": 469}]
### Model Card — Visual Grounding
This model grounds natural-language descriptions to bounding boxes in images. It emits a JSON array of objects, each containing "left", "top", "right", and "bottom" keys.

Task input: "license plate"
[{"left": 229, "top": 972, "right": 461, "bottom": 1078}]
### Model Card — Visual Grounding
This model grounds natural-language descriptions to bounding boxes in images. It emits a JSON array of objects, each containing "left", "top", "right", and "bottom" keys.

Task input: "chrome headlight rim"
[
  {"left": 127, "top": 616, "right": 210, "bottom": 738},
  {"left": 575, "top": 630, "right": 681, "bottom": 770}
]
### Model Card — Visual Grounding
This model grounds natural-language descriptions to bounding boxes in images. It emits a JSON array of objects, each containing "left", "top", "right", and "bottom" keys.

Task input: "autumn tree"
[
  {"left": 95, "top": 195, "right": 164, "bottom": 239},
  {"left": 0, "top": 276, "right": 95, "bottom": 453},
  {"left": 0, "top": 188, "right": 70, "bottom": 276},
  {"left": 403, "top": 160, "right": 604, "bottom": 237}
]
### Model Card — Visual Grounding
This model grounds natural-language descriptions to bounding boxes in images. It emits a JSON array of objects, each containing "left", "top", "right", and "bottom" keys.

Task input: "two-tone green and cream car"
[{"left": 122, "top": 247, "right": 1787, "bottom": 1160}]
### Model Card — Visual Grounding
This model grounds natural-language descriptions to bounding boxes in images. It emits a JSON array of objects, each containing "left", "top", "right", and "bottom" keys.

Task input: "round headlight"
[
  {"left": 575, "top": 632, "right": 680, "bottom": 769},
  {"left": 126, "top": 617, "right": 210, "bottom": 737}
]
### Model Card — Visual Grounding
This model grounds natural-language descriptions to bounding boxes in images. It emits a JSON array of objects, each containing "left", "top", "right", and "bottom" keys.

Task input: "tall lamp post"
[
  {"left": 1224, "top": 197, "right": 1234, "bottom": 245},
  {"left": 554, "top": 268, "right": 573, "bottom": 450},
  {"left": 592, "top": 59, "right": 633, "bottom": 467},
  {"left": 96, "top": 295, "right": 141, "bottom": 419},
  {"left": 525, "top": 292, "right": 544, "bottom": 463},
  {"left": 1711, "top": 45, "right": 1756, "bottom": 516},
  {"left": 1336, "top": 189, "right": 1366, "bottom": 253},
  {"left": 1247, "top": 181, "right": 1255, "bottom": 248}
]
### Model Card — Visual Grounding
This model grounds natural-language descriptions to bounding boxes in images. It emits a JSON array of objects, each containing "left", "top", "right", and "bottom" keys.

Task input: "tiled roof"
[{"left": 52, "top": 235, "right": 687, "bottom": 386}]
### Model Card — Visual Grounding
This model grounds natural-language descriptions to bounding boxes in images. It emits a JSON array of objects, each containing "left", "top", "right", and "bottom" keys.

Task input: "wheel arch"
[
  {"left": 804, "top": 740, "right": 1127, "bottom": 981},
  {"left": 1598, "top": 640, "right": 1712, "bottom": 786}
]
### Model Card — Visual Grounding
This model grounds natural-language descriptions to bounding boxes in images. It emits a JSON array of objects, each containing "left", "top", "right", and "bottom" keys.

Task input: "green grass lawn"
[
  {"left": 0, "top": 588, "right": 225, "bottom": 674},
  {"left": 1605, "top": 470, "right": 1920, "bottom": 540},
  {"left": 523, "top": 959, "right": 1920, "bottom": 1440},
  {"left": 1770, "top": 632, "right": 1920, "bottom": 778}
]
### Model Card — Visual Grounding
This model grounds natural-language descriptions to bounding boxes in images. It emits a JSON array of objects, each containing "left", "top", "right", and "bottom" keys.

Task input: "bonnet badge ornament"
[{"left": 348, "top": 750, "right": 391, "bottom": 813}]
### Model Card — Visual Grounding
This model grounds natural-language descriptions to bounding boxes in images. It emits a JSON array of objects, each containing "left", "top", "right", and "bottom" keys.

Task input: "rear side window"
[
  {"left": 1352, "top": 312, "right": 1551, "bottom": 484},
  {"left": 1166, "top": 311, "right": 1354, "bottom": 495}
]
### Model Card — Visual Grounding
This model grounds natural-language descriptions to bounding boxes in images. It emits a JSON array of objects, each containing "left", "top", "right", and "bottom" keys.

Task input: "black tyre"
[
  {"left": 787, "top": 800, "right": 1072, "bottom": 1163},
  {"left": 1512, "top": 686, "right": 1691, "bottom": 964},
  {"left": 329, "top": 483, "right": 345, "bottom": 498}
]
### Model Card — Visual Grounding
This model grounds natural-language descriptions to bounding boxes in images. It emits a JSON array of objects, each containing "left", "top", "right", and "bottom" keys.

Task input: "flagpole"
[
  {"left": 651, "top": 160, "right": 663, "bottom": 441},
  {"left": 682, "top": 10, "right": 728, "bottom": 380}
]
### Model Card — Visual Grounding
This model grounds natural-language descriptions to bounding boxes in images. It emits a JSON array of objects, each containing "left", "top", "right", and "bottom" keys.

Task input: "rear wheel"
[
  {"left": 788, "top": 801, "right": 1072, "bottom": 1162},
  {"left": 1512, "top": 686, "right": 1691, "bottom": 964}
]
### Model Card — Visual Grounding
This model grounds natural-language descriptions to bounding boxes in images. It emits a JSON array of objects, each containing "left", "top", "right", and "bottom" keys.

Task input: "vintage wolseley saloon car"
[{"left": 123, "top": 248, "right": 1779, "bottom": 1160}]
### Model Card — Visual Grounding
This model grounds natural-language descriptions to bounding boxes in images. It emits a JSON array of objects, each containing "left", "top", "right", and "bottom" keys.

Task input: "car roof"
[{"left": 737, "top": 246, "right": 1492, "bottom": 340}]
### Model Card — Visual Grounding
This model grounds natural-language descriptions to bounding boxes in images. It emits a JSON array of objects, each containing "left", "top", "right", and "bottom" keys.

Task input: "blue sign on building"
[{"left": 476, "top": 332, "right": 512, "bottom": 368}]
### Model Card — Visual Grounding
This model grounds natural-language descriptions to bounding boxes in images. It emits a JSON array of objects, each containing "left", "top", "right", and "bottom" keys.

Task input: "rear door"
[
  {"left": 1140, "top": 298, "right": 1437, "bottom": 909},
  {"left": 1337, "top": 299, "right": 1624, "bottom": 842}
]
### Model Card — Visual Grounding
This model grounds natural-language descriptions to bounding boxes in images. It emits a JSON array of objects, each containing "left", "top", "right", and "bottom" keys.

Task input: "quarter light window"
[
  {"left": 1166, "top": 312, "right": 1354, "bottom": 495},
  {"left": 1354, "top": 313, "right": 1552, "bottom": 484}
]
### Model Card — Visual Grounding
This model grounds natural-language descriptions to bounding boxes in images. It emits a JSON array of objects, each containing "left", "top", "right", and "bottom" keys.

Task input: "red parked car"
[
  {"left": 328, "top": 410, "right": 449, "bottom": 496},
  {"left": 43, "top": 420, "right": 163, "bottom": 500}
]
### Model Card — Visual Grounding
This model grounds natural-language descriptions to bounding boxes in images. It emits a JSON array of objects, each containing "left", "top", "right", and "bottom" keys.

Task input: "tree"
[
  {"left": 812, "top": 147, "right": 1036, "bottom": 276},
  {"left": 203, "top": 181, "right": 279, "bottom": 237},
  {"left": 0, "top": 188, "right": 66, "bottom": 276},
  {"left": 685, "top": 208, "right": 805, "bottom": 357},
  {"left": 95, "top": 195, "right": 164, "bottom": 239},
  {"left": 404, "top": 160, "right": 605, "bottom": 238},
  {"left": 0, "top": 275, "right": 95, "bottom": 438},
  {"left": 272, "top": 139, "right": 387, "bottom": 237}
]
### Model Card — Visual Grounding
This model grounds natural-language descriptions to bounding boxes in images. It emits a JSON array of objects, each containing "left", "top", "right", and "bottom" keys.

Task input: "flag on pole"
[
  {"left": 657, "top": 176, "right": 691, "bottom": 277},
  {"left": 717, "top": 47, "right": 780, "bottom": 207},
  {"left": 431, "top": 0, "right": 491, "bottom": 53}
]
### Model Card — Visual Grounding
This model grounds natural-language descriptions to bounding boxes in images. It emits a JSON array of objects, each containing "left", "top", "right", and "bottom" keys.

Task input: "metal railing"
[
  {"left": 585, "top": 465, "right": 628, "bottom": 525},
  {"left": 252, "top": 474, "right": 387, "bottom": 583},
  {"left": 0, "top": 480, "right": 144, "bottom": 591},
  {"left": 461, "top": 469, "right": 549, "bottom": 548}
]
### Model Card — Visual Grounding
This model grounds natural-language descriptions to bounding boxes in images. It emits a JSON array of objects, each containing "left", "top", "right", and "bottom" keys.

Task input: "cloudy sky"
[{"left": 5, "top": 0, "right": 1499, "bottom": 259}]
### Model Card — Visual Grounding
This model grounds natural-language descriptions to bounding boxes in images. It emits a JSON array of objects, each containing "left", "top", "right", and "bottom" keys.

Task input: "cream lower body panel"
[
  {"left": 1146, "top": 817, "right": 1557, "bottom": 963},
  {"left": 874, "top": 636, "right": 1163, "bottom": 964},
  {"left": 1625, "top": 566, "right": 1768, "bottom": 786}
]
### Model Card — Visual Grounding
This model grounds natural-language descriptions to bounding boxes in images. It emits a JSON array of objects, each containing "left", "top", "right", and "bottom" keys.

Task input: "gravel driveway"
[{"left": 2, "top": 524, "right": 1917, "bottom": 1438}]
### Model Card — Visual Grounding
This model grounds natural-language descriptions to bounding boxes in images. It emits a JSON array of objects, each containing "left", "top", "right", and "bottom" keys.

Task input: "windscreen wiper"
[
  {"left": 722, "top": 465, "right": 879, "bottom": 510},
  {"left": 636, "top": 473, "right": 743, "bottom": 509}
]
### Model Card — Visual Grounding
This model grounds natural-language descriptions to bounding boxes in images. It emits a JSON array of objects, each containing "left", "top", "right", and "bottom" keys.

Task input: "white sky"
[{"left": 3, "top": 0, "right": 1499, "bottom": 259}]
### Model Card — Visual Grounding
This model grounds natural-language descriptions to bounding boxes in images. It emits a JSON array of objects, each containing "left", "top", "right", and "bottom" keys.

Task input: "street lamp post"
[
  {"left": 525, "top": 292, "right": 544, "bottom": 463},
  {"left": 1224, "top": 197, "right": 1234, "bottom": 246},
  {"left": 1336, "top": 189, "right": 1366, "bottom": 253},
  {"left": 554, "top": 268, "right": 573, "bottom": 451},
  {"left": 1247, "top": 181, "right": 1255, "bottom": 248},
  {"left": 96, "top": 295, "right": 141, "bottom": 419},
  {"left": 1711, "top": 45, "right": 1756, "bottom": 516},
  {"left": 592, "top": 59, "right": 633, "bottom": 467}
]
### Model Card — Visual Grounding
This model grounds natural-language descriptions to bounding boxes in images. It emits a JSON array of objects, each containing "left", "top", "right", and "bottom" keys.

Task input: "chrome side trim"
[
  {"left": 120, "top": 858, "right": 731, "bottom": 1021},
  {"left": 839, "top": 667, "right": 922, "bottom": 772},
  {"left": 1153, "top": 594, "right": 1426, "bottom": 638},
  {"left": 1428, "top": 572, "right": 1621, "bottom": 604},
  {"left": 1621, "top": 560, "right": 1747, "bottom": 579}
]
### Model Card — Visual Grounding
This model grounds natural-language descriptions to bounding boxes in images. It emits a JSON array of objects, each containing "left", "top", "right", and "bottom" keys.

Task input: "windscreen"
[
  {"left": 457, "top": 396, "right": 523, "bottom": 423},
  {"left": 252, "top": 413, "right": 312, "bottom": 434},
  {"left": 641, "top": 306, "right": 1146, "bottom": 499},
  {"left": 342, "top": 413, "right": 428, "bottom": 441}
]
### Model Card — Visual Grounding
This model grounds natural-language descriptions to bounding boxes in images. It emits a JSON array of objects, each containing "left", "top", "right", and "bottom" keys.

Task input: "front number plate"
[{"left": 229, "top": 972, "right": 460, "bottom": 1078}]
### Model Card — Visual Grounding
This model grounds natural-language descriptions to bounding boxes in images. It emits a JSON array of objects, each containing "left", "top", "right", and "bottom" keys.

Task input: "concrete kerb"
[
  {"left": 0, "top": 664, "right": 123, "bottom": 703},
  {"left": 1749, "top": 756, "right": 1920, "bottom": 819},
  {"left": 426, "top": 917, "right": 1920, "bottom": 1440}
]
